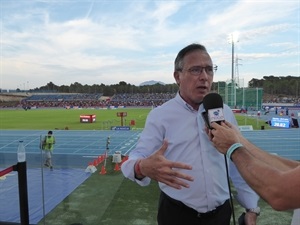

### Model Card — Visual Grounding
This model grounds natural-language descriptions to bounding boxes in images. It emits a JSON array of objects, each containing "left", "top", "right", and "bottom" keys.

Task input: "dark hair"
[
  {"left": 174, "top": 43, "right": 208, "bottom": 71},
  {"left": 48, "top": 131, "right": 53, "bottom": 135}
]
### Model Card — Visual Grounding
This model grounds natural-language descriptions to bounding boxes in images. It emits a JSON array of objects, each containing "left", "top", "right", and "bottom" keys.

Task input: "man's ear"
[{"left": 174, "top": 71, "right": 180, "bottom": 86}]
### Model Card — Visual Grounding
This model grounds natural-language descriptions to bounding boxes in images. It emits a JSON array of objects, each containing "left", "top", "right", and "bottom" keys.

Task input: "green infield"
[
  {"left": 0, "top": 108, "right": 151, "bottom": 130},
  {"left": 0, "top": 107, "right": 270, "bottom": 130}
]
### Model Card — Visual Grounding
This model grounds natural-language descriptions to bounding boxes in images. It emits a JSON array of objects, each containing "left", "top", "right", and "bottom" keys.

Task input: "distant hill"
[{"left": 139, "top": 80, "right": 165, "bottom": 86}]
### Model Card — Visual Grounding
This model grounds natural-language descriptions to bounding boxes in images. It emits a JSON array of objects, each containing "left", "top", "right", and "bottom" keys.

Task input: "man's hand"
[
  {"left": 139, "top": 140, "right": 194, "bottom": 189},
  {"left": 210, "top": 121, "right": 243, "bottom": 154}
]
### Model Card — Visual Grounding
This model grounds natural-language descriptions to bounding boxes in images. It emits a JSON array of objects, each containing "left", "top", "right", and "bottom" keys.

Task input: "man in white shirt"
[{"left": 121, "top": 43, "right": 259, "bottom": 225}]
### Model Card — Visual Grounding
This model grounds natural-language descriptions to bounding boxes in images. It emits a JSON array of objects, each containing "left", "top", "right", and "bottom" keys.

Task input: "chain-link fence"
[{"left": 214, "top": 80, "right": 263, "bottom": 110}]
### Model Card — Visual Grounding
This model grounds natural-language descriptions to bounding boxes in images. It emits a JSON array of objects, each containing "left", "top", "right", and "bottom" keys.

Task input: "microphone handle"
[{"left": 202, "top": 112, "right": 212, "bottom": 129}]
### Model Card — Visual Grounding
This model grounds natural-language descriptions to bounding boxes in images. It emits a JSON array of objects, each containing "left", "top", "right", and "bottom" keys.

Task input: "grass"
[
  {"left": 39, "top": 160, "right": 160, "bottom": 225},
  {"left": 0, "top": 108, "right": 151, "bottom": 130},
  {"left": 1, "top": 108, "right": 293, "bottom": 225},
  {"left": 0, "top": 108, "right": 269, "bottom": 130},
  {"left": 235, "top": 114, "right": 271, "bottom": 130},
  {"left": 38, "top": 158, "right": 293, "bottom": 225}
]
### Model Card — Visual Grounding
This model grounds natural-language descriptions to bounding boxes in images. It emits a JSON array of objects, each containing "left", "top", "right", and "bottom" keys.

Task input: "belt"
[{"left": 161, "top": 191, "right": 229, "bottom": 219}]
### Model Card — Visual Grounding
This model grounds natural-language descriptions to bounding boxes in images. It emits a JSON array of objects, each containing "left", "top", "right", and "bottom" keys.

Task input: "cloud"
[{"left": 1, "top": 0, "right": 299, "bottom": 90}]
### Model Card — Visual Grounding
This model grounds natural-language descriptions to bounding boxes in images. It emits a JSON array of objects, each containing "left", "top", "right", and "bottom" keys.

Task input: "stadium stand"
[
  {"left": 109, "top": 93, "right": 176, "bottom": 107},
  {"left": 19, "top": 93, "right": 105, "bottom": 109}
]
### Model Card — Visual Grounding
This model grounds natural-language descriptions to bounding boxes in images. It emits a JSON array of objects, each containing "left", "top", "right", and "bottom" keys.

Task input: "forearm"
[
  {"left": 231, "top": 147, "right": 298, "bottom": 210},
  {"left": 239, "top": 136, "right": 299, "bottom": 171},
  {"left": 211, "top": 121, "right": 299, "bottom": 170}
]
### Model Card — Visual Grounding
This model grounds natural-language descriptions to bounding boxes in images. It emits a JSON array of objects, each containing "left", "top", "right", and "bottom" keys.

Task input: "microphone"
[
  {"left": 203, "top": 93, "right": 238, "bottom": 225},
  {"left": 202, "top": 93, "right": 225, "bottom": 129}
]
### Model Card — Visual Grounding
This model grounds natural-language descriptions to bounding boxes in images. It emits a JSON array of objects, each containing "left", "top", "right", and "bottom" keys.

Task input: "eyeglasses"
[{"left": 177, "top": 65, "right": 217, "bottom": 76}]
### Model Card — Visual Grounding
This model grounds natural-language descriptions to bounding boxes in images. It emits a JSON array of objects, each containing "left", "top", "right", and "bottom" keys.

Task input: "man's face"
[{"left": 174, "top": 50, "right": 214, "bottom": 110}]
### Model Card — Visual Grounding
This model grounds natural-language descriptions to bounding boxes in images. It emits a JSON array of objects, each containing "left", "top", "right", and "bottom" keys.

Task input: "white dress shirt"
[{"left": 121, "top": 93, "right": 259, "bottom": 213}]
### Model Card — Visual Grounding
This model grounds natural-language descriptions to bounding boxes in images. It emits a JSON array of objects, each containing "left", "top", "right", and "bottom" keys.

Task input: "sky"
[{"left": 1, "top": 0, "right": 299, "bottom": 90}]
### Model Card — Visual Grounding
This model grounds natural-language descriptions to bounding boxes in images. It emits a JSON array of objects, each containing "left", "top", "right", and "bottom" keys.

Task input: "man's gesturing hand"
[{"left": 139, "top": 140, "right": 194, "bottom": 189}]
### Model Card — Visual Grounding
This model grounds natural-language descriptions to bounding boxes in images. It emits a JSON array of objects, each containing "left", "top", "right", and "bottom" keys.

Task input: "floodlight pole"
[
  {"left": 230, "top": 32, "right": 239, "bottom": 108},
  {"left": 231, "top": 38, "right": 235, "bottom": 107}
]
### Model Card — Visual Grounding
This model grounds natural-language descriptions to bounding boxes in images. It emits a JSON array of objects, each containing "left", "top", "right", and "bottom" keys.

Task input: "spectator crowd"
[
  {"left": 0, "top": 92, "right": 299, "bottom": 110},
  {"left": 0, "top": 93, "right": 176, "bottom": 109}
]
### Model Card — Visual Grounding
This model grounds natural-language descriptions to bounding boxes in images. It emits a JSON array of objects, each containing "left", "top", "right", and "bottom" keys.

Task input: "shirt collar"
[{"left": 174, "top": 92, "right": 201, "bottom": 113}]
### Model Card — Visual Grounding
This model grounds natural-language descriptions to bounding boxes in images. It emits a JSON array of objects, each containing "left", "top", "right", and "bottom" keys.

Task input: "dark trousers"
[{"left": 157, "top": 192, "right": 232, "bottom": 225}]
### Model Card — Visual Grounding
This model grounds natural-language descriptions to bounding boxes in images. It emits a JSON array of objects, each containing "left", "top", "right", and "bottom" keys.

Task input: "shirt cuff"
[{"left": 121, "top": 158, "right": 151, "bottom": 186}]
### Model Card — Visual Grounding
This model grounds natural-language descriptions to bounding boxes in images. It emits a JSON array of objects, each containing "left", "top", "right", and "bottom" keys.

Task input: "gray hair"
[{"left": 174, "top": 43, "right": 208, "bottom": 71}]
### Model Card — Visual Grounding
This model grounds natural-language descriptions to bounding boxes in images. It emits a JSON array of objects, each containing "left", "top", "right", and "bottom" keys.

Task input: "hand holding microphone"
[
  {"left": 210, "top": 121, "right": 244, "bottom": 155},
  {"left": 202, "top": 93, "right": 243, "bottom": 154}
]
